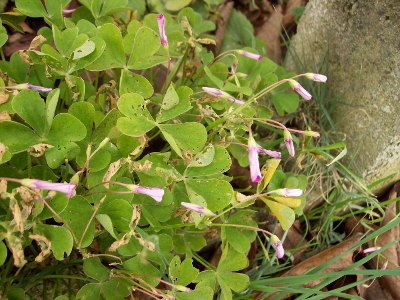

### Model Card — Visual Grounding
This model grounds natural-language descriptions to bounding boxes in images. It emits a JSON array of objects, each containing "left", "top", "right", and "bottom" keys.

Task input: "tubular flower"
[
  {"left": 305, "top": 73, "right": 327, "bottom": 83},
  {"left": 1, "top": 83, "right": 52, "bottom": 93},
  {"left": 257, "top": 147, "right": 282, "bottom": 159},
  {"left": 157, "top": 14, "right": 168, "bottom": 48},
  {"left": 20, "top": 179, "right": 76, "bottom": 198},
  {"left": 288, "top": 79, "right": 312, "bottom": 100},
  {"left": 181, "top": 202, "right": 216, "bottom": 217},
  {"left": 271, "top": 235, "right": 284, "bottom": 259},
  {"left": 273, "top": 188, "right": 303, "bottom": 197},
  {"left": 362, "top": 247, "right": 381, "bottom": 254},
  {"left": 248, "top": 135, "right": 262, "bottom": 183},
  {"left": 283, "top": 129, "right": 295, "bottom": 157},
  {"left": 237, "top": 50, "right": 263, "bottom": 61},
  {"left": 129, "top": 185, "right": 164, "bottom": 203},
  {"left": 202, "top": 87, "right": 244, "bottom": 105}
]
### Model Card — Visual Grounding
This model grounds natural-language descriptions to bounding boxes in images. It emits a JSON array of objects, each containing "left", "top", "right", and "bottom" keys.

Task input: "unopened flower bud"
[
  {"left": 305, "top": 73, "right": 327, "bottom": 83},
  {"left": 283, "top": 129, "right": 295, "bottom": 157},
  {"left": 271, "top": 235, "right": 284, "bottom": 259},
  {"left": 288, "top": 79, "right": 312, "bottom": 100},
  {"left": 237, "top": 50, "right": 263, "bottom": 61}
]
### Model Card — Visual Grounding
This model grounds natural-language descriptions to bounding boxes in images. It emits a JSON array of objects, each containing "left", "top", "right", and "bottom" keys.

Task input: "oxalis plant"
[{"left": 0, "top": 2, "right": 327, "bottom": 299}]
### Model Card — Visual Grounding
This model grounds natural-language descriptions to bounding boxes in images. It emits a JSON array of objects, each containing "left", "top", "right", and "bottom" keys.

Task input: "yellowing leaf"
[
  {"left": 262, "top": 198, "right": 295, "bottom": 231},
  {"left": 271, "top": 196, "right": 302, "bottom": 208},
  {"left": 261, "top": 158, "right": 281, "bottom": 190}
]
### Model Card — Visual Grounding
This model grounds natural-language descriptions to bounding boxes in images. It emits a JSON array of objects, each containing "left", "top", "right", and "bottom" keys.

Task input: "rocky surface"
[{"left": 286, "top": 0, "right": 400, "bottom": 193}]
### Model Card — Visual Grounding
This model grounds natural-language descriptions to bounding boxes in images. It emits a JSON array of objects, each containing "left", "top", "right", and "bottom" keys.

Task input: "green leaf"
[
  {"left": 76, "top": 283, "right": 100, "bottom": 300},
  {"left": 71, "top": 37, "right": 106, "bottom": 72},
  {"left": 12, "top": 90, "right": 48, "bottom": 136},
  {"left": 83, "top": 257, "right": 110, "bottom": 281},
  {"left": 73, "top": 40, "right": 96, "bottom": 60},
  {"left": 53, "top": 26, "right": 79, "bottom": 57},
  {"left": 123, "top": 255, "right": 161, "bottom": 286},
  {"left": 157, "top": 86, "right": 192, "bottom": 123},
  {"left": 187, "top": 144, "right": 215, "bottom": 168},
  {"left": 218, "top": 246, "right": 248, "bottom": 272},
  {"left": 272, "top": 93, "right": 299, "bottom": 116},
  {"left": 178, "top": 8, "right": 215, "bottom": 36},
  {"left": 264, "top": 199, "right": 295, "bottom": 231},
  {"left": 165, "top": 0, "right": 191, "bottom": 11},
  {"left": 87, "top": 23, "right": 125, "bottom": 70},
  {"left": 185, "top": 179, "right": 233, "bottom": 211},
  {"left": 0, "top": 121, "right": 40, "bottom": 153},
  {"left": 0, "top": 22, "right": 8, "bottom": 48},
  {"left": 161, "top": 83, "right": 179, "bottom": 110},
  {"left": 119, "top": 69, "right": 154, "bottom": 98},
  {"left": 47, "top": 113, "right": 87, "bottom": 145},
  {"left": 127, "top": 26, "right": 166, "bottom": 69},
  {"left": 176, "top": 286, "right": 214, "bottom": 300},
  {"left": 90, "top": 0, "right": 128, "bottom": 18},
  {"left": 45, "top": 142, "right": 81, "bottom": 169},
  {"left": 159, "top": 123, "right": 207, "bottom": 157},
  {"left": 98, "top": 198, "right": 133, "bottom": 233},
  {"left": 186, "top": 145, "right": 231, "bottom": 177},
  {"left": 169, "top": 256, "right": 199, "bottom": 286},
  {"left": 117, "top": 93, "right": 155, "bottom": 137},
  {"left": 35, "top": 224, "right": 73, "bottom": 260},
  {"left": 68, "top": 102, "right": 95, "bottom": 137},
  {"left": 92, "top": 109, "right": 121, "bottom": 144},
  {"left": 96, "top": 214, "right": 118, "bottom": 239},
  {"left": 221, "top": 10, "right": 255, "bottom": 52},
  {"left": 15, "top": 0, "right": 46, "bottom": 17},
  {"left": 59, "top": 196, "right": 95, "bottom": 248},
  {"left": 46, "top": 89, "right": 60, "bottom": 129},
  {"left": 38, "top": 193, "right": 69, "bottom": 220},
  {"left": 219, "top": 272, "right": 249, "bottom": 293},
  {"left": 0, "top": 240, "right": 7, "bottom": 266},
  {"left": 224, "top": 210, "right": 257, "bottom": 254},
  {"left": 76, "top": 279, "right": 130, "bottom": 300}
]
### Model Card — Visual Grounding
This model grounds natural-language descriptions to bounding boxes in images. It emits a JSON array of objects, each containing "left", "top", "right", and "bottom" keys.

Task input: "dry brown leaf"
[
  {"left": 256, "top": 5, "right": 283, "bottom": 63},
  {"left": 102, "top": 159, "right": 122, "bottom": 188},
  {"left": 215, "top": 1, "right": 234, "bottom": 55},
  {"left": 283, "top": 0, "right": 305, "bottom": 28},
  {"left": 0, "top": 92, "right": 9, "bottom": 104},
  {"left": 367, "top": 183, "right": 400, "bottom": 299},
  {"left": 279, "top": 233, "right": 362, "bottom": 289},
  {"left": 365, "top": 279, "right": 394, "bottom": 300},
  {"left": 28, "top": 143, "right": 53, "bottom": 157}
]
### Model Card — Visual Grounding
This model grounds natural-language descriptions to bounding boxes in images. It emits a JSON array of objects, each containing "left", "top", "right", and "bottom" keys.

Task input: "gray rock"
[{"left": 286, "top": 0, "right": 400, "bottom": 194}]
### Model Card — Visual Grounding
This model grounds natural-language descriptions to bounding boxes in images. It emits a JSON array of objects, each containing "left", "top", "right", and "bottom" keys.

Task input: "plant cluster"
[{"left": 0, "top": 1, "right": 328, "bottom": 299}]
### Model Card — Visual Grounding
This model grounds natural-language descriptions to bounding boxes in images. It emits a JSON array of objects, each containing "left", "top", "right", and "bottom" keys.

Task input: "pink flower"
[
  {"left": 283, "top": 129, "right": 295, "bottom": 157},
  {"left": 257, "top": 147, "right": 281, "bottom": 159},
  {"left": 3, "top": 83, "right": 52, "bottom": 93},
  {"left": 181, "top": 202, "right": 215, "bottom": 216},
  {"left": 248, "top": 135, "right": 262, "bottom": 183},
  {"left": 157, "top": 14, "right": 168, "bottom": 48},
  {"left": 271, "top": 235, "right": 284, "bottom": 259},
  {"left": 273, "top": 188, "right": 303, "bottom": 197},
  {"left": 237, "top": 50, "right": 263, "bottom": 61},
  {"left": 305, "top": 73, "right": 327, "bottom": 83},
  {"left": 362, "top": 247, "right": 381, "bottom": 254},
  {"left": 130, "top": 185, "right": 164, "bottom": 203},
  {"left": 202, "top": 87, "right": 244, "bottom": 105},
  {"left": 20, "top": 179, "right": 76, "bottom": 198},
  {"left": 202, "top": 87, "right": 224, "bottom": 97},
  {"left": 288, "top": 79, "right": 312, "bottom": 100},
  {"left": 227, "top": 97, "right": 245, "bottom": 105}
]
